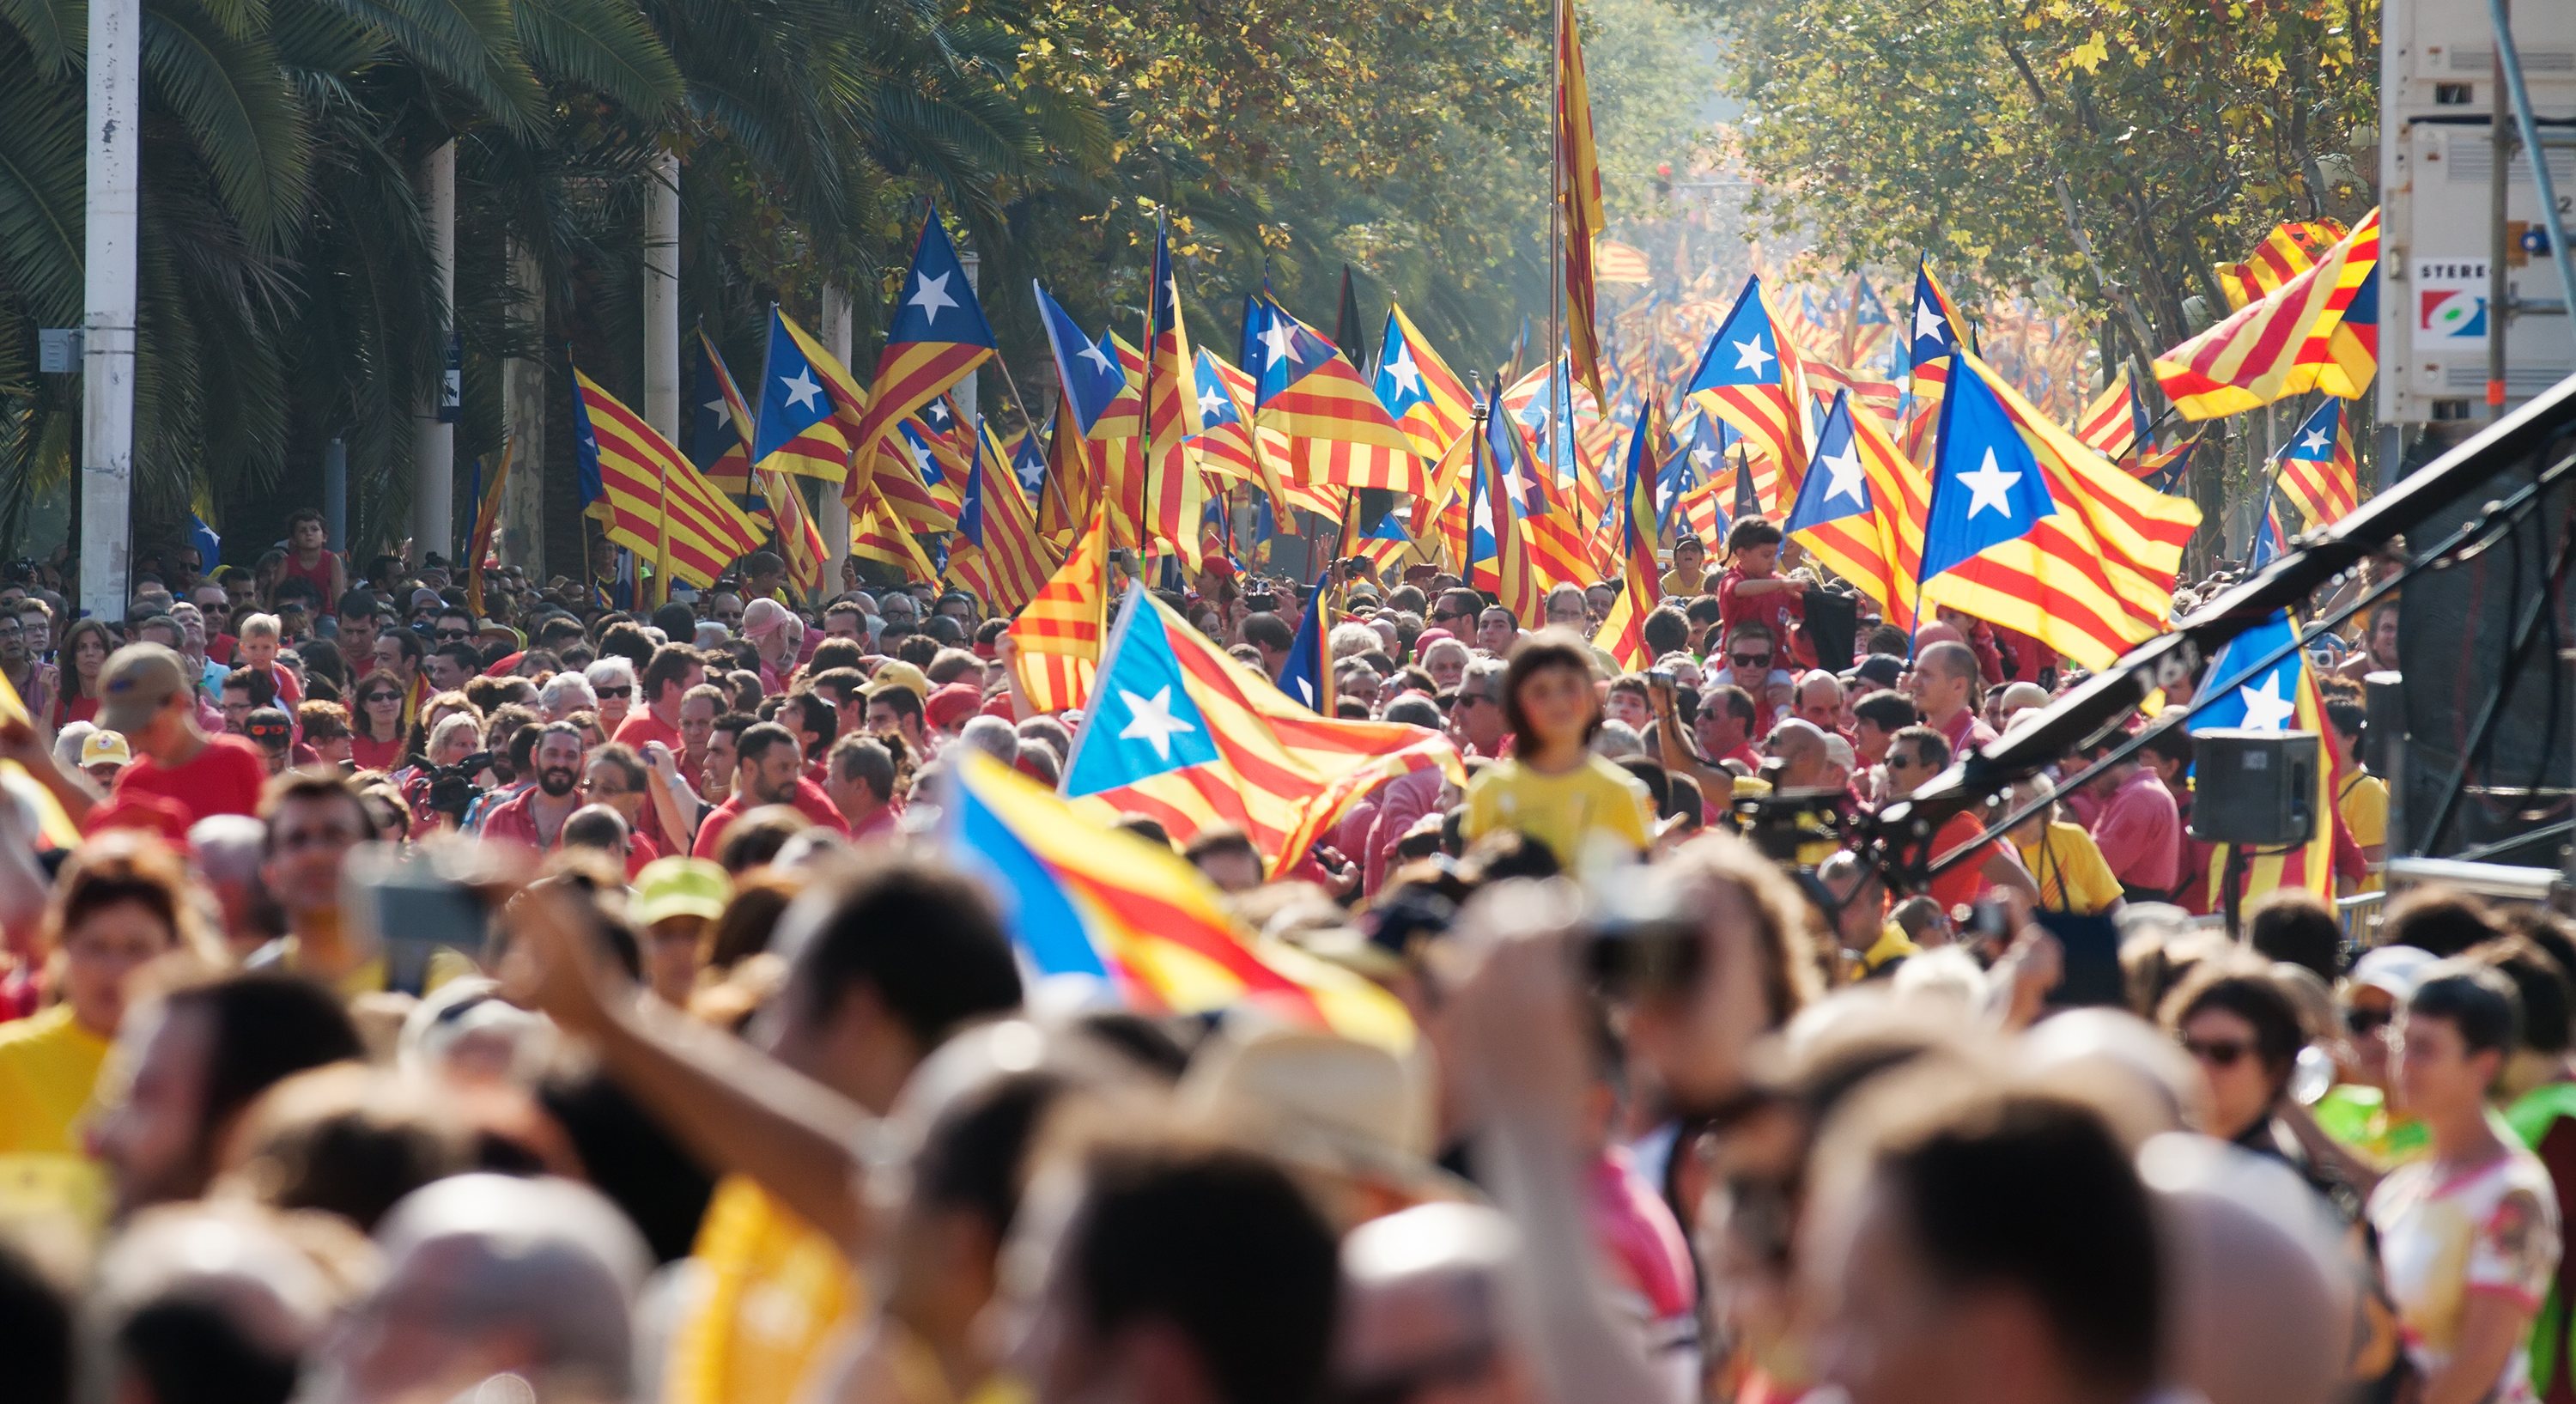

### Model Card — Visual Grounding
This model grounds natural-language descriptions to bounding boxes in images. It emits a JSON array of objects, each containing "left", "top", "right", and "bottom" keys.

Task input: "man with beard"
[
  {"left": 690, "top": 721, "right": 847, "bottom": 858},
  {"left": 477, "top": 721, "right": 589, "bottom": 850}
]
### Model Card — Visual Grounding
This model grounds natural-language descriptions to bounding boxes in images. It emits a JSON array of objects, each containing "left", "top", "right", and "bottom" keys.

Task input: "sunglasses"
[
  {"left": 434, "top": 628, "right": 471, "bottom": 641},
  {"left": 2179, "top": 1036, "right": 2254, "bottom": 1068},
  {"left": 1885, "top": 753, "right": 1918, "bottom": 769},
  {"left": 1729, "top": 652, "right": 1770, "bottom": 668},
  {"left": 2346, "top": 1006, "right": 2393, "bottom": 1036},
  {"left": 362, "top": 691, "right": 401, "bottom": 704}
]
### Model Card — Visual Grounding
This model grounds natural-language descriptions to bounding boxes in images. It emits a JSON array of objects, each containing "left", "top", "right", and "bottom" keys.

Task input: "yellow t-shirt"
[
  {"left": 2015, "top": 821, "right": 2125, "bottom": 915},
  {"left": 667, "top": 1174, "right": 863, "bottom": 1404},
  {"left": 2340, "top": 769, "right": 2390, "bottom": 893},
  {"left": 1463, "top": 756, "right": 1654, "bottom": 866},
  {"left": 0, "top": 1006, "right": 112, "bottom": 1156}
]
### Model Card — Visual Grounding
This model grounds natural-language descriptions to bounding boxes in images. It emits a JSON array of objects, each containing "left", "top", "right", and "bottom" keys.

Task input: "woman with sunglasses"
[
  {"left": 2161, "top": 959, "right": 2366, "bottom": 1213},
  {"left": 349, "top": 668, "right": 410, "bottom": 772}
]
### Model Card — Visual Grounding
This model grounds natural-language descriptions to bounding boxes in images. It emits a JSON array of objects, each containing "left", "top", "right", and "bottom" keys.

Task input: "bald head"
[
  {"left": 1910, "top": 639, "right": 1981, "bottom": 720},
  {"left": 1334, "top": 1204, "right": 1534, "bottom": 1404},
  {"left": 1794, "top": 671, "right": 1844, "bottom": 731},
  {"left": 1767, "top": 718, "right": 1832, "bottom": 789}
]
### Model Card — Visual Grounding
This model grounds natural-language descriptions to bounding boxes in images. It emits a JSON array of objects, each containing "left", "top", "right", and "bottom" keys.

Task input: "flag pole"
[
  {"left": 1547, "top": 0, "right": 1565, "bottom": 495},
  {"left": 990, "top": 351, "right": 1078, "bottom": 542}
]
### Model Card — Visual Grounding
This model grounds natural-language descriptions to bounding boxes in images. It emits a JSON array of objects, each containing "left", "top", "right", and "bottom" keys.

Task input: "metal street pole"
[
  {"left": 818, "top": 285, "right": 854, "bottom": 595},
  {"left": 79, "top": 0, "right": 140, "bottom": 622},
  {"left": 412, "top": 142, "right": 457, "bottom": 567},
  {"left": 642, "top": 149, "right": 681, "bottom": 603}
]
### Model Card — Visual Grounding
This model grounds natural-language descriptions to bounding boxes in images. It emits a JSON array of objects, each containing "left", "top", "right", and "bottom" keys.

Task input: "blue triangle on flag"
[
  {"left": 1061, "top": 591, "right": 1224, "bottom": 793},
  {"left": 1920, "top": 359, "right": 2055, "bottom": 580},
  {"left": 1686, "top": 276, "right": 1784, "bottom": 392},
  {"left": 885, "top": 210, "right": 996, "bottom": 349},
  {"left": 1784, "top": 392, "right": 1874, "bottom": 533}
]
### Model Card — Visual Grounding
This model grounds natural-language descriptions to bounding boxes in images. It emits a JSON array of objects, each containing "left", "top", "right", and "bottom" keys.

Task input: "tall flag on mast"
[
  {"left": 1060, "top": 588, "right": 1462, "bottom": 872},
  {"left": 1684, "top": 275, "right": 1812, "bottom": 511},
  {"left": 1786, "top": 392, "right": 1927, "bottom": 631},
  {"left": 1140, "top": 222, "right": 1212, "bottom": 569},
  {"left": 1556, "top": 0, "right": 1607, "bottom": 406},
  {"left": 2273, "top": 398, "right": 2361, "bottom": 529},
  {"left": 463, "top": 438, "right": 513, "bottom": 618},
  {"left": 750, "top": 307, "right": 867, "bottom": 486},
  {"left": 1375, "top": 304, "right": 1474, "bottom": 465},
  {"left": 1593, "top": 401, "right": 1665, "bottom": 671},
  {"left": 850, "top": 209, "right": 996, "bottom": 479},
  {"left": 2154, "top": 209, "right": 2380, "bottom": 420},
  {"left": 1915, "top": 349, "right": 2202, "bottom": 670},
  {"left": 1246, "top": 293, "right": 1427, "bottom": 495}
]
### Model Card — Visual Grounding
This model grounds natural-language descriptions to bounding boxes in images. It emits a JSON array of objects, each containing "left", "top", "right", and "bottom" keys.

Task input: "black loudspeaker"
[{"left": 2190, "top": 730, "right": 2319, "bottom": 847}]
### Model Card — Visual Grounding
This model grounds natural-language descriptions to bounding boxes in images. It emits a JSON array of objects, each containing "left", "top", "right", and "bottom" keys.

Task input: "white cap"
[{"left": 2351, "top": 945, "right": 2439, "bottom": 1000}]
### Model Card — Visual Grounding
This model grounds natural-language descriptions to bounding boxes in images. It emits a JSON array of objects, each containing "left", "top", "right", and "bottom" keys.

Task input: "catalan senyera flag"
[
  {"left": 850, "top": 209, "right": 995, "bottom": 477},
  {"left": 2073, "top": 365, "right": 2149, "bottom": 471},
  {"left": 1916, "top": 349, "right": 2202, "bottom": 670},
  {"left": 1375, "top": 303, "right": 1473, "bottom": 465},
  {"left": 1011, "top": 505, "right": 1110, "bottom": 713},
  {"left": 877, "top": 415, "right": 969, "bottom": 532},
  {"left": 573, "top": 370, "right": 769, "bottom": 589},
  {"left": 1247, "top": 294, "right": 1426, "bottom": 495},
  {"left": 946, "top": 422, "right": 1058, "bottom": 614},
  {"left": 1595, "top": 240, "right": 1651, "bottom": 285},
  {"left": 1490, "top": 381, "right": 1598, "bottom": 589},
  {"left": 945, "top": 751, "right": 1412, "bottom": 1048},
  {"left": 1686, "top": 276, "right": 1812, "bottom": 509},
  {"left": 1189, "top": 347, "right": 1299, "bottom": 518},
  {"left": 464, "top": 436, "right": 512, "bottom": 618},
  {"left": 751, "top": 307, "right": 866, "bottom": 486},
  {"left": 1785, "top": 391, "right": 1925, "bottom": 631},
  {"left": 1061, "top": 587, "right": 1463, "bottom": 872},
  {"left": 2274, "top": 398, "right": 2361, "bottom": 530},
  {"left": 1140, "top": 223, "right": 1212, "bottom": 570},
  {"left": 1902, "top": 259, "right": 1973, "bottom": 463},
  {"left": 2218, "top": 220, "right": 2348, "bottom": 312},
  {"left": 2192, "top": 611, "right": 2349, "bottom": 901},
  {"left": 1593, "top": 401, "right": 1665, "bottom": 671},
  {"left": 1557, "top": 0, "right": 1607, "bottom": 406},
  {"left": 2154, "top": 209, "right": 2380, "bottom": 421},
  {"left": 849, "top": 495, "right": 941, "bottom": 584},
  {"left": 1469, "top": 384, "right": 1551, "bottom": 625},
  {"left": 1354, "top": 508, "right": 1430, "bottom": 575},
  {"left": 765, "top": 465, "right": 829, "bottom": 599}
]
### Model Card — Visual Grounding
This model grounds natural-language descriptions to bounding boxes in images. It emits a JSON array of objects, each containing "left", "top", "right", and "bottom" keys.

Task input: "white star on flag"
[
  {"left": 910, "top": 442, "right": 937, "bottom": 476},
  {"left": 2297, "top": 428, "right": 2330, "bottom": 455},
  {"left": 1731, "top": 335, "right": 1775, "bottom": 375},
  {"left": 926, "top": 401, "right": 949, "bottom": 426},
  {"left": 1385, "top": 345, "right": 1424, "bottom": 397},
  {"left": 908, "top": 270, "right": 957, "bottom": 323},
  {"left": 2235, "top": 672, "right": 2299, "bottom": 731},
  {"left": 1261, "top": 323, "right": 1297, "bottom": 367},
  {"left": 1913, "top": 297, "right": 1946, "bottom": 346},
  {"left": 1820, "top": 440, "right": 1867, "bottom": 506},
  {"left": 703, "top": 395, "right": 728, "bottom": 422},
  {"left": 1198, "top": 385, "right": 1225, "bottom": 419},
  {"left": 1690, "top": 446, "right": 1717, "bottom": 472},
  {"left": 779, "top": 368, "right": 823, "bottom": 413},
  {"left": 1958, "top": 448, "right": 2022, "bottom": 520},
  {"left": 1116, "top": 685, "right": 1197, "bottom": 761},
  {"left": 1078, "top": 341, "right": 1115, "bottom": 374}
]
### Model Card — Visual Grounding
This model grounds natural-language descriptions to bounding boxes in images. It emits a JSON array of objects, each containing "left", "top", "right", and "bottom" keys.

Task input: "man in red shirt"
[
  {"left": 1881, "top": 725, "right": 2038, "bottom": 912},
  {"left": 1906, "top": 640, "right": 1998, "bottom": 760},
  {"left": 2076, "top": 737, "right": 2184, "bottom": 902},
  {"left": 612, "top": 643, "right": 705, "bottom": 753},
  {"left": 824, "top": 733, "right": 901, "bottom": 842},
  {"left": 98, "top": 644, "right": 268, "bottom": 827},
  {"left": 692, "top": 721, "right": 848, "bottom": 859},
  {"left": 477, "top": 721, "right": 589, "bottom": 851}
]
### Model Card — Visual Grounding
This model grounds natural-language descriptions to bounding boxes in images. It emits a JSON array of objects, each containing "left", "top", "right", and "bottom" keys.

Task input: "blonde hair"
[{"left": 238, "top": 612, "right": 282, "bottom": 641}]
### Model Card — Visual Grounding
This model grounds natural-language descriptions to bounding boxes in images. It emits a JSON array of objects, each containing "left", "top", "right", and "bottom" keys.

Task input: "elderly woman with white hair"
[
  {"left": 538, "top": 670, "right": 598, "bottom": 724},
  {"left": 583, "top": 656, "right": 638, "bottom": 734}
]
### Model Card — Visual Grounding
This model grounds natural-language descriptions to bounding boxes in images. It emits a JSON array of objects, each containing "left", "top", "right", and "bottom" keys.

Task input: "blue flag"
[
  {"left": 2192, "top": 611, "right": 2308, "bottom": 736},
  {"left": 188, "top": 511, "right": 222, "bottom": 572},
  {"left": 1035, "top": 284, "right": 1127, "bottom": 435},
  {"left": 1783, "top": 392, "right": 1874, "bottom": 534},
  {"left": 1274, "top": 568, "right": 1335, "bottom": 714},
  {"left": 1061, "top": 589, "right": 1224, "bottom": 794},
  {"left": 750, "top": 307, "right": 837, "bottom": 463},
  {"left": 1686, "top": 277, "right": 1786, "bottom": 396},
  {"left": 1919, "top": 355, "right": 2055, "bottom": 580}
]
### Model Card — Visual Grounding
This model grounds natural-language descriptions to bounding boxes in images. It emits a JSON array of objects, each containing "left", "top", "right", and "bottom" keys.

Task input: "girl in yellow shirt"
[{"left": 1463, "top": 632, "right": 1654, "bottom": 869}]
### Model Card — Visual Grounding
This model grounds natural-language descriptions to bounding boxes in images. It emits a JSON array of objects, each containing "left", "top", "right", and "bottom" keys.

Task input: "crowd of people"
[{"left": 0, "top": 504, "right": 2540, "bottom": 1404}]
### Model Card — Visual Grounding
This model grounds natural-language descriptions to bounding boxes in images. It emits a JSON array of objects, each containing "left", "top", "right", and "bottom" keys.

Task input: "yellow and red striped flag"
[
  {"left": 2154, "top": 210, "right": 2379, "bottom": 421},
  {"left": 463, "top": 437, "right": 512, "bottom": 618},
  {"left": 848, "top": 210, "right": 995, "bottom": 479},
  {"left": 2274, "top": 398, "right": 2361, "bottom": 530},
  {"left": 2217, "top": 220, "right": 2348, "bottom": 312},
  {"left": 1062, "top": 588, "right": 1462, "bottom": 871},
  {"left": 1141, "top": 224, "right": 1212, "bottom": 570},
  {"left": 1246, "top": 295, "right": 1426, "bottom": 496},
  {"left": 2072, "top": 365, "right": 2148, "bottom": 471},
  {"left": 1557, "top": 0, "right": 1607, "bottom": 406},
  {"left": 572, "top": 370, "right": 769, "bottom": 589},
  {"left": 1593, "top": 401, "right": 1665, "bottom": 671},
  {"left": 1685, "top": 275, "right": 1813, "bottom": 509},
  {"left": 1375, "top": 303, "right": 1474, "bottom": 465},
  {"left": 849, "top": 495, "right": 940, "bottom": 584},
  {"left": 1468, "top": 384, "right": 1552, "bottom": 625},
  {"left": 946, "top": 422, "right": 1058, "bottom": 614},
  {"left": 1916, "top": 349, "right": 2202, "bottom": 670},
  {"left": 1010, "top": 504, "right": 1111, "bottom": 714},
  {"left": 1785, "top": 391, "right": 1926, "bottom": 631},
  {"left": 751, "top": 307, "right": 866, "bottom": 486}
]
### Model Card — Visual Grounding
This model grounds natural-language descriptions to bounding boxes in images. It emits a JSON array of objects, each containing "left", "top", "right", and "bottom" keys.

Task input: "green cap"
[{"left": 631, "top": 856, "right": 730, "bottom": 927}]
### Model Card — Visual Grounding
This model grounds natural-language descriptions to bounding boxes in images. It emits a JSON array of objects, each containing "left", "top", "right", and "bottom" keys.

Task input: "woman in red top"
[
  {"left": 49, "top": 619, "right": 113, "bottom": 729},
  {"left": 349, "top": 669, "right": 410, "bottom": 772}
]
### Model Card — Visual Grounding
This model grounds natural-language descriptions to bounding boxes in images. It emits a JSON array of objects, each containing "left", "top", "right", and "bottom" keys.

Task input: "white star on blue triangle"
[
  {"left": 2192, "top": 611, "right": 2312, "bottom": 736},
  {"left": 884, "top": 210, "right": 995, "bottom": 349},
  {"left": 1783, "top": 392, "right": 1874, "bottom": 533},
  {"left": 1919, "top": 359, "right": 2057, "bottom": 580},
  {"left": 1061, "top": 593, "right": 1224, "bottom": 795},
  {"left": 1686, "top": 276, "right": 1786, "bottom": 392}
]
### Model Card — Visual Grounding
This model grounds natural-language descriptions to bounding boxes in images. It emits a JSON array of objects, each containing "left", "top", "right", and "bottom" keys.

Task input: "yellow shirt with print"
[
  {"left": 667, "top": 1174, "right": 862, "bottom": 1404},
  {"left": 2340, "top": 769, "right": 2390, "bottom": 894},
  {"left": 0, "top": 1005, "right": 111, "bottom": 1156},
  {"left": 1463, "top": 756, "right": 1654, "bottom": 867},
  {"left": 2015, "top": 821, "right": 2125, "bottom": 915}
]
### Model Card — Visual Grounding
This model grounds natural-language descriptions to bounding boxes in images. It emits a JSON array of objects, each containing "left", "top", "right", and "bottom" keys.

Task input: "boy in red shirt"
[
  {"left": 99, "top": 644, "right": 268, "bottom": 826},
  {"left": 1715, "top": 519, "right": 1815, "bottom": 670}
]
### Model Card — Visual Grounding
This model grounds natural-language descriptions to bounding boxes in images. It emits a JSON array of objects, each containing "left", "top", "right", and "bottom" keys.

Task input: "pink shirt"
[
  {"left": 1934, "top": 706, "right": 1998, "bottom": 760},
  {"left": 2090, "top": 767, "right": 2182, "bottom": 893}
]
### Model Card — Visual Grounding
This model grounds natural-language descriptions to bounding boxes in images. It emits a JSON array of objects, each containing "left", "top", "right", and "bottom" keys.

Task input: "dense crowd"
[{"left": 0, "top": 504, "right": 2555, "bottom": 1404}]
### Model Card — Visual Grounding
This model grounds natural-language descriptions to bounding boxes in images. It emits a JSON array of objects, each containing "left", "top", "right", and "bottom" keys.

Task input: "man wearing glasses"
[
  {"left": 1427, "top": 588, "right": 1483, "bottom": 638},
  {"left": 1447, "top": 659, "right": 1510, "bottom": 759},
  {"left": 1705, "top": 623, "right": 1794, "bottom": 735},
  {"left": 1881, "top": 725, "right": 2038, "bottom": 911}
]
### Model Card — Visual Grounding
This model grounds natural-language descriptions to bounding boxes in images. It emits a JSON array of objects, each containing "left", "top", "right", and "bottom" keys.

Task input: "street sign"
[{"left": 37, "top": 328, "right": 81, "bottom": 374}]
